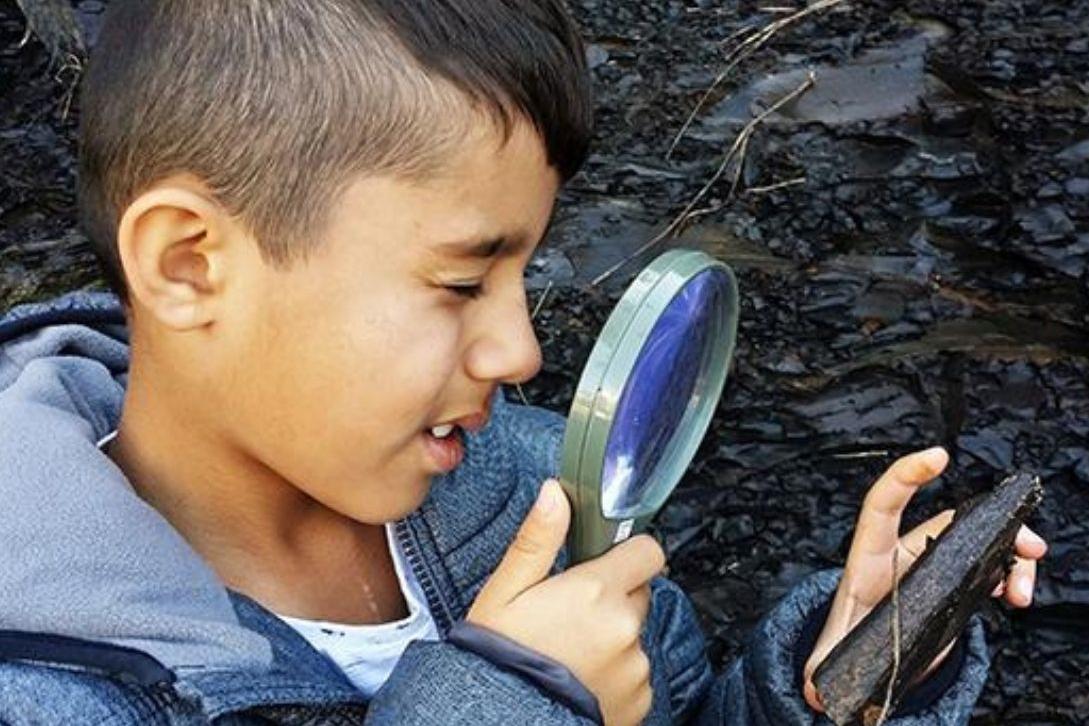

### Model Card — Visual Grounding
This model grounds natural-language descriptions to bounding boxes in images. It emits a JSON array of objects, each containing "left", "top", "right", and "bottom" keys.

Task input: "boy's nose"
[{"left": 465, "top": 294, "right": 542, "bottom": 386}]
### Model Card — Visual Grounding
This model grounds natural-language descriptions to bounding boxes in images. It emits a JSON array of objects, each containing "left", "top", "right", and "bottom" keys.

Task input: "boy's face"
[{"left": 209, "top": 121, "right": 559, "bottom": 523}]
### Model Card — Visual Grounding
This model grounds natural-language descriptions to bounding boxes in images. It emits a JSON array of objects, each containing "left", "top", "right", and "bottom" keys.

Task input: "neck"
[{"left": 107, "top": 343, "right": 401, "bottom": 623}]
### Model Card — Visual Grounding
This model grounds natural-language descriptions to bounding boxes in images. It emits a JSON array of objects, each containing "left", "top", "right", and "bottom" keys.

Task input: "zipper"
[
  {"left": 145, "top": 681, "right": 180, "bottom": 712},
  {"left": 394, "top": 516, "right": 456, "bottom": 634}
]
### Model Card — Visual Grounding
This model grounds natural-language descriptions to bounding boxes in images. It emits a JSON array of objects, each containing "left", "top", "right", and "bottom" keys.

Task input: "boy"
[{"left": 0, "top": 1, "right": 1045, "bottom": 723}]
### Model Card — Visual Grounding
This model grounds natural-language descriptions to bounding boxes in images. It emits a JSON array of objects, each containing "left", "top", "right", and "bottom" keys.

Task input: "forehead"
[{"left": 328, "top": 120, "right": 561, "bottom": 256}]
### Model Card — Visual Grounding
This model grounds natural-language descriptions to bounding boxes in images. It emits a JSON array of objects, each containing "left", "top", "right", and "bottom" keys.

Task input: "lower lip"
[{"left": 424, "top": 428, "right": 465, "bottom": 473}]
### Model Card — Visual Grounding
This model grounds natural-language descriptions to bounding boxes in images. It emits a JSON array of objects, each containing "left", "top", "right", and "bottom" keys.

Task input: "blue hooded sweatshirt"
[{"left": 0, "top": 291, "right": 990, "bottom": 724}]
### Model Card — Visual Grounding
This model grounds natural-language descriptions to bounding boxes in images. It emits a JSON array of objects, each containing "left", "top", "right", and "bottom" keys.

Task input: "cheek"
[
  {"left": 225, "top": 274, "right": 466, "bottom": 519},
  {"left": 268, "top": 293, "right": 464, "bottom": 451}
]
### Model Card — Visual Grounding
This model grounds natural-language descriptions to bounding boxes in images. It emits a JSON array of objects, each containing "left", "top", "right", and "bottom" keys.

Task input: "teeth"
[{"left": 430, "top": 424, "right": 455, "bottom": 438}]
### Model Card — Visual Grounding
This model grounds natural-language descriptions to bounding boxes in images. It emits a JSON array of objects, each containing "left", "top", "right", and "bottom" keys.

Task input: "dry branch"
[
  {"left": 666, "top": 0, "right": 848, "bottom": 159},
  {"left": 593, "top": 71, "right": 816, "bottom": 287}
]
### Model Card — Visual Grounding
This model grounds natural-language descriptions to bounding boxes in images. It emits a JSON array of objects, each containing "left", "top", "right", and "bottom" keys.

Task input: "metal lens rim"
[{"left": 560, "top": 249, "right": 739, "bottom": 524}]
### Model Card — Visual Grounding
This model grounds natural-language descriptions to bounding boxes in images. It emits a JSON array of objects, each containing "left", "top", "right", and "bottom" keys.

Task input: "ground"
[{"left": 1, "top": 0, "right": 1087, "bottom": 721}]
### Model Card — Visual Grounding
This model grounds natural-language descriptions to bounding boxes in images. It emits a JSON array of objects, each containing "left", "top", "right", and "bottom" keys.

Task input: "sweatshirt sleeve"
[{"left": 365, "top": 638, "right": 599, "bottom": 725}]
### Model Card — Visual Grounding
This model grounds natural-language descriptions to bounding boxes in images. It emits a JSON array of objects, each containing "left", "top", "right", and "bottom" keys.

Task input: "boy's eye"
[{"left": 444, "top": 282, "right": 484, "bottom": 300}]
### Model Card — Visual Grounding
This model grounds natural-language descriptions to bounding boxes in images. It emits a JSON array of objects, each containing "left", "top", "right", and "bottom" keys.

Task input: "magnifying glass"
[{"left": 559, "top": 249, "right": 739, "bottom": 565}]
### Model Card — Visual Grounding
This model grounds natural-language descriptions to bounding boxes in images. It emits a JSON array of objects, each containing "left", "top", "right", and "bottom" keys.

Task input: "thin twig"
[
  {"left": 726, "top": 122, "right": 755, "bottom": 199},
  {"left": 721, "top": 22, "right": 760, "bottom": 47},
  {"left": 689, "top": 174, "right": 804, "bottom": 219},
  {"left": 56, "top": 52, "right": 84, "bottom": 121},
  {"left": 831, "top": 449, "right": 891, "bottom": 460},
  {"left": 745, "top": 176, "right": 807, "bottom": 195},
  {"left": 874, "top": 546, "right": 904, "bottom": 726},
  {"left": 666, "top": 0, "right": 847, "bottom": 159},
  {"left": 515, "top": 384, "right": 530, "bottom": 406},
  {"left": 593, "top": 71, "right": 816, "bottom": 288},
  {"left": 530, "top": 281, "right": 553, "bottom": 321}
]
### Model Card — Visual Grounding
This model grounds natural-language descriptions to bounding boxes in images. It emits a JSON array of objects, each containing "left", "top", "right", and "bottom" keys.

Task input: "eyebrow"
[
  {"left": 438, "top": 215, "right": 557, "bottom": 259},
  {"left": 439, "top": 236, "right": 511, "bottom": 259}
]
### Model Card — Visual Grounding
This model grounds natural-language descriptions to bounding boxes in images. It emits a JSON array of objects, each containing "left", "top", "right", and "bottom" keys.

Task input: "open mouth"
[
  {"left": 424, "top": 423, "right": 465, "bottom": 473},
  {"left": 429, "top": 423, "right": 458, "bottom": 439}
]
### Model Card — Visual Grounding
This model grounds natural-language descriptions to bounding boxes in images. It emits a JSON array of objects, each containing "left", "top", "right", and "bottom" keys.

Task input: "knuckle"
[
  {"left": 622, "top": 535, "right": 666, "bottom": 577},
  {"left": 634, "top": 649, "right": 651, "bottom": 683},
  {"left": 579, "top": 572, "right": 607, "bottom": 602},
  {"left": 509, "top": 533, "right": 542, "bottom": 558},
  {"left": 606, "top": 612, "right": 638, "bottom": 646},
  {"left": 644, "top": 538, "right": 667, "bottom": 572},
  {"left": 620, "top": 611, "right": 644, "bottom": 642}
]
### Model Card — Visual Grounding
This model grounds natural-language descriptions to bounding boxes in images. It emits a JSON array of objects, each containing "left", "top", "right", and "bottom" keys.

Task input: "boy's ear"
[{"left": 116, "top": 177, "right": 237, "bottom": 331}]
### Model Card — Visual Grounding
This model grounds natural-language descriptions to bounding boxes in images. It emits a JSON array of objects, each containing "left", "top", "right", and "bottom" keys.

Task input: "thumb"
[{"left": 475, "top": 479, "right": 570, "bottom": 608}]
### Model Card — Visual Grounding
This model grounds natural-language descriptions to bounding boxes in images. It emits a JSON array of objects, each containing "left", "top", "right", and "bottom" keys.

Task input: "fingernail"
[
  {"left": 536, "top": 480, "right": 559, "bottom": 515},
  {"left": 1016, "top": 578, "right": 1033, "bottom": 603}
]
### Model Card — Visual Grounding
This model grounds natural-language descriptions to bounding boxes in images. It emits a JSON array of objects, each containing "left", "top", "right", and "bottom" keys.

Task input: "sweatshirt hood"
[{"left": 0, "top": 291, "right": 272, "bottom": 676}]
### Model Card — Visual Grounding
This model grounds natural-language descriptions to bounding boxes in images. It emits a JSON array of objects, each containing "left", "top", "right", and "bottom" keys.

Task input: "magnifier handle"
[{"left": 565, "top": 506, "right": 652, "bottom": 566}]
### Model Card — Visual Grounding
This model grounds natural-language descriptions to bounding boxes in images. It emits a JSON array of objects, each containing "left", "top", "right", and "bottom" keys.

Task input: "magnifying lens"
[{"left": 559, "top": 249, "right": 739, "bottom": 565}]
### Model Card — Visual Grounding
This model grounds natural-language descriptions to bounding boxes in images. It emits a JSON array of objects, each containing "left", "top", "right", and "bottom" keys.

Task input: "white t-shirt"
[
  {"left": 94, "top": 430, "right": 441, "bottom": 698},
  {"left": 276, "top": 523, "right": 441, "bottom": 697}
]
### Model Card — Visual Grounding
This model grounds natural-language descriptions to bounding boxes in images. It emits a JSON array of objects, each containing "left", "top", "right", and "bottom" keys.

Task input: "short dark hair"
[{"left": 78, "top": 0, "right": 593, "bottom": 304}]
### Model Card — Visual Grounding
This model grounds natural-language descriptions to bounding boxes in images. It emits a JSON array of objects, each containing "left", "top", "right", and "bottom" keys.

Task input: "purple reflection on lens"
[{"left": 601, "top": 268, "right": 728, "bottom": 517}]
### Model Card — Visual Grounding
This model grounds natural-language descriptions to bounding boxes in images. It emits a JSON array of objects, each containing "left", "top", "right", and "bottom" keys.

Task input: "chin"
[
  {"left": 380, "top": 473, "right": 434, "bottom": 522},
  {"left": 334, "top": 468, "right": 434, "bottom": 524}
]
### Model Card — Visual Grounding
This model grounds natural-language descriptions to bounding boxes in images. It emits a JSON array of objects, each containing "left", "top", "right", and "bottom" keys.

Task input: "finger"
[
  {"left": 580, "top": 534, "right": 666, "bottom": 593},
  {"left": 852, "top": 447, "right": 949, "bottom": 557},
  {"left": 610, "top": 648, "right": 654, "bottom": 726},
  {"left": 1014, "top": 525, "right": 1048, "bottom": 560},
  {"left": 1002, "top": 556, "right": 1037, "bottom": 608},
  {"left": 802, "top": 580, "right": 878, "bottom": 712},
  {"left": 475, "top": 480, "right": 570, "bottom": 607},
  {"left": 918, "top": 639, "right": 956, "bottom": 682},
  {"left": 804, "top": 678, "right": 824, "bottom": 713}
]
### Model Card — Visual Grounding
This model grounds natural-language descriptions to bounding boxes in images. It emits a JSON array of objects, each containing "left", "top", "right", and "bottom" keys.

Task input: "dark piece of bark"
[{"left": 813, "top": 472, "right": 1044, "bottom": 726}]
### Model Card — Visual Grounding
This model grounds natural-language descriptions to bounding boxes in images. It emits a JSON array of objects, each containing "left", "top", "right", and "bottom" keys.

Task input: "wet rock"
[
  {"left": 585, "top": 43, "right": 609, "bottom": 69},
  {"left": 1057, "top": 139, "right": 1089, "bottom": 163},
  {"left": 1018, "top": 205, "right": 1076, "bottom": 243},
  {"left": 712, "top": 514, "right": 755, "bottom": 545},
  {"left": 700, "top": 32, "right": 949, "bottom": 129},
  {"left": 921, "top": 100, "right": 978, "bottom": 137},
  {"left": 958, "top": 431, "right": 1015, "bottom": 470},
  {"left": 1066, "top": 178, "right": 1089, "bottom": 196}
]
